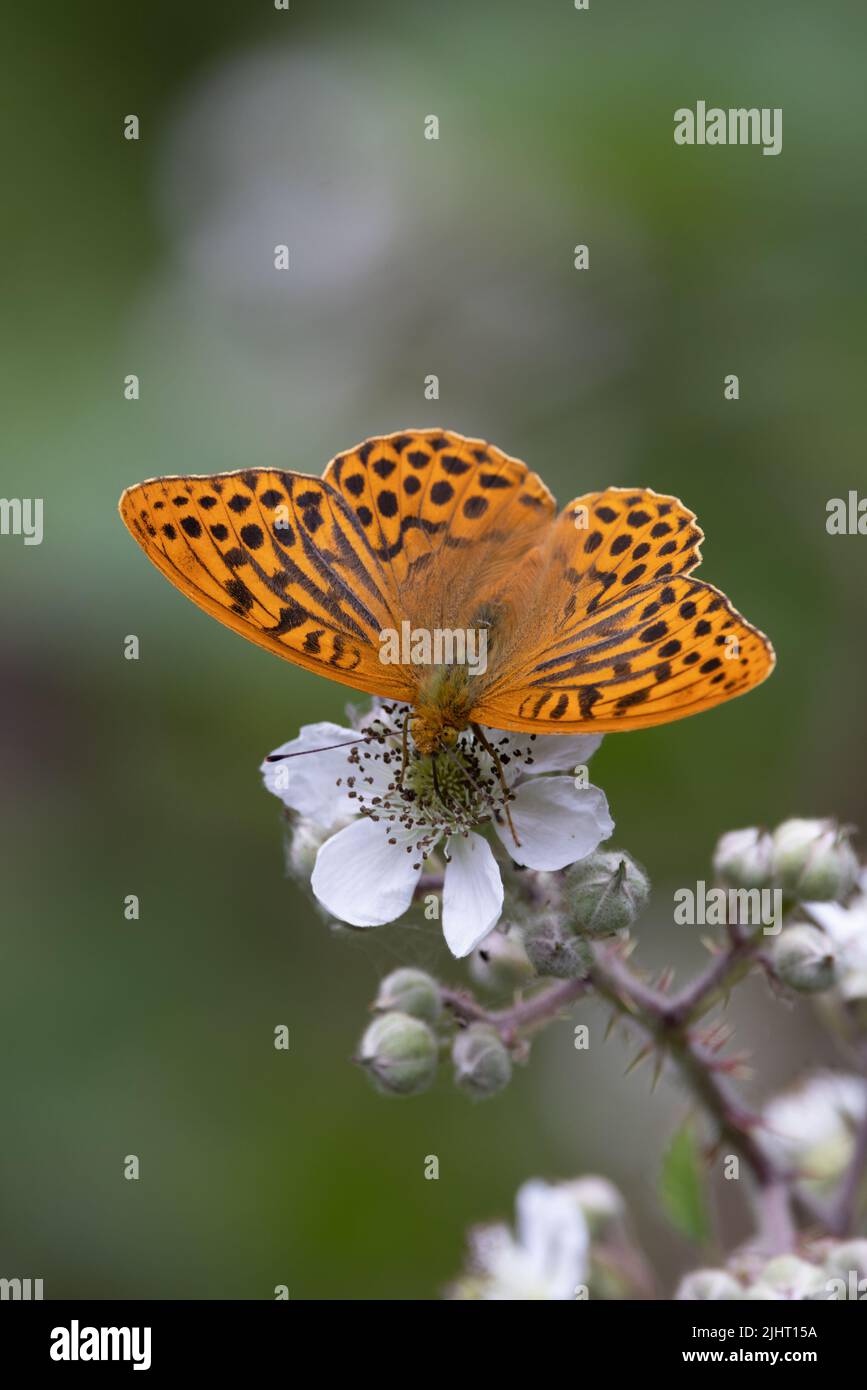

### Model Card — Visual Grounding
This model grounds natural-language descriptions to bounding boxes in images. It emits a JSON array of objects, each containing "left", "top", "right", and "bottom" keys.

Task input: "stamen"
[{"left": 318, "top": 702, "right": 528, "bottom": 863}]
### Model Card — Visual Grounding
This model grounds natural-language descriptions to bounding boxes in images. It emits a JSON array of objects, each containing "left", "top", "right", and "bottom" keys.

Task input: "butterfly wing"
[
  {"left": 119, "top": 468, "right": 414, "bottom": 699},
  {"left": 322, "top": 429, "right": 556, "bottom": 591},
  {"left": 471, "top": 487, "right": 775, "bottom": 732}
]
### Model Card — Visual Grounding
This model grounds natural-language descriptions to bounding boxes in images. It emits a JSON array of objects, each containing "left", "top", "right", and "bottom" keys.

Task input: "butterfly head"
[{"left": 410, "top": 709, "right": 465, "bottom": 756}]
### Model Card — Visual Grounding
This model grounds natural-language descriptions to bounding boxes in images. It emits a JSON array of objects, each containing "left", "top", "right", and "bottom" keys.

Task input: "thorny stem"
[
  {"left": 588, "top": 943, "right": 796, "bottom": 1250},
  {"left": 442, "top": 976, "right": 591, "bottom": 1044},
  {"left": 435, "top": 874, "right": 865, "bottom": 1249}
]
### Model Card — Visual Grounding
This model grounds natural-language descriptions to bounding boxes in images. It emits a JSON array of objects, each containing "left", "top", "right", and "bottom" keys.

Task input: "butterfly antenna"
[
  {"left": 264, "top": 737, "right": 371, "bottom": 763},
  {"left": 470, "top": 722, "right": 521, "bottom": 847}
]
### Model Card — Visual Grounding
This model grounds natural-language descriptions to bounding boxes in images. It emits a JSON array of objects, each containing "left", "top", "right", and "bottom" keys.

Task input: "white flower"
[
  {"left": 452, "top": 1179, "right": 590, "bottom": 1300},
  {"left": 805, "top": 870, "right": 867, "bottom": 1005},
  {"left": 262, "top": 702, "right": 613, "bottom": 958},
  {"left": 762, "top": 1072, "right": 867, "bottom": 1183}
]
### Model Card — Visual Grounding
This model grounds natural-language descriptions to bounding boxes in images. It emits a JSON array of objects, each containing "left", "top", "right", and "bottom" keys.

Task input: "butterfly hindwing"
[
  {"left": 472, "top": 488, "right": 775, "bottom": 732},
  {"left": 119, "top": 468, "right": 413, "bottom": 699}
]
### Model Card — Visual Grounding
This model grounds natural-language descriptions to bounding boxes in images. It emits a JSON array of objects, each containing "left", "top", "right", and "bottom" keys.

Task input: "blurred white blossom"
[
  {"left": 450, "top": 1179, "right": 590, "bottom": 1300},
  {"left": 762, "top": 1072, "right": 867, "bottom": 1184}
]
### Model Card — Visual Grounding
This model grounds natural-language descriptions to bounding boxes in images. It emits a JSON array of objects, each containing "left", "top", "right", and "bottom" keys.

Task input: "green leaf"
[{"left": 659, "top": 1121, "right": 710, "bottom": 1245}]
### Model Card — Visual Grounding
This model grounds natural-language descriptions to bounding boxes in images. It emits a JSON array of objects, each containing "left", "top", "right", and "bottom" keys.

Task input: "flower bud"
[
  {"left": 470, "top": 927, "right": 535, "bottom": 993},
  {"left": 523, "top": 910, "right": 593, "bottom": 979},
  {"left": 675, "top": 1268, "right": 742, "bottom": 1300},
  {"left": 374, "top": 967, "right": 442, "bottom": 1023},
  {"left": 771, "top": 819, "right": 859, "bottom": 902},
  {"left": 713, "top": 827, "right": 774, "bottom": 890},
  {"left": 773, "top": 924, "right": 838, "bottom": 993},
  {"left": 564, "top": 850, "right": 650, "bottom": 936},
  {"left": 358, "top": 1012, "right": 438, "bottom": 1097},
  {"left": 452, "top": 1024, "right": 512, "bottom": 1099},
  {"left": 285, "top": 815, "right": 339, "bottom": 879}
]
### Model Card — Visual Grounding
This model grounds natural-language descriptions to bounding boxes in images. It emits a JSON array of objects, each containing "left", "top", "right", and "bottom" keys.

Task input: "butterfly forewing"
[
  {"left": 119, "top": 468, "right": 413, "bottom": 699},
  {"left": 323, "top": 429, "right": 556, "bottom": 589}
]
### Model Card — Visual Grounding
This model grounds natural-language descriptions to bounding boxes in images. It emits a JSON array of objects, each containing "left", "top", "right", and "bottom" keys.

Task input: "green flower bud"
[
  {"left": 523, "top": 910, "right": 593, "bottom": 979},
  {"left": 773, "top": 924, "right": 838, "bottom": 993},
  {"left": 374, "top": 967, "right": 442, "bottom": 1023},
  {"left": 675, "top": 1269, "right": 742, "bottom": 1300},
  {"left": 452, "top": 1023, "right": 512, "bottom": 1099},
  {"left": 771, "top": 819, "right": 859, "bottom": 902},
  {"left": 564, "top": 850, "right": 650, "bottom": 936},
  {"left": 358, "top": 1012, "right": 437, "bottom": 1097},
  {"left": 470, "top": 927, "right": 535, "bottom": 993},
  {"left": 713, "top": 827, "right": 774, "bottom": 890}
]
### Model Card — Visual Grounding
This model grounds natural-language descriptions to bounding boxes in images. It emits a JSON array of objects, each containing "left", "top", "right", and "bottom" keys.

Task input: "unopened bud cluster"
[
  {"left": 358, "top": 967, "right": 516, "bottom": 1100},
  {"left": 714, "top": 818, "right": 858, "bottom": 902},
  {"left": 523, "top": 850, "right": 649, "bottom": 978},
  {"left": 714, "top": 818, "right": 861, "bottom": 997}
]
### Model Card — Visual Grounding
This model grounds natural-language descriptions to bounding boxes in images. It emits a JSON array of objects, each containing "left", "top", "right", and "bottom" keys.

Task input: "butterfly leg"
[
  {"left": 399, "top": 708, "right": 410, "bottom": 790},
  {"left": 471, "top": 722, "right": 521, "bottom": 847},
  {"left": 431, "top": 752, "right": 444, "bottom": 809}
]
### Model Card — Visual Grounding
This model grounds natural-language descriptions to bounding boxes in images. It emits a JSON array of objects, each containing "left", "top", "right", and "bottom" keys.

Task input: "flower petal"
[
  {"left": 804, "top": 899, "right": 862, "bottom": 946},
  {"left": 311, "top": 818, "right": 422, "bottom": 927},
  {"left": 482, "top": 727, "right": 604, "bottom": 779},
  {"left": 261, "top": 722, "right": 386, "bottom": 821},
  {"left": 515, "top": 1180, "right": 590, "bottom": 1298},
  {"left": 497, "top": 776, "right": 614, "bottom": 872},
  {"left": 442, "top": 832, "right": 504, "bottom": 958}
]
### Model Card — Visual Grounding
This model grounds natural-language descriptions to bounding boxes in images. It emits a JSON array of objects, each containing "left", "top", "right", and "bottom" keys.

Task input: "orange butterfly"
[{"left": 119, "top": 428, "right": 775, "bottom": 752}]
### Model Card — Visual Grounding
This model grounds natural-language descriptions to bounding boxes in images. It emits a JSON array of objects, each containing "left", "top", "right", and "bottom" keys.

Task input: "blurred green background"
[{"left": 2, "top": 0, "right": 866, "bottom": 1299}]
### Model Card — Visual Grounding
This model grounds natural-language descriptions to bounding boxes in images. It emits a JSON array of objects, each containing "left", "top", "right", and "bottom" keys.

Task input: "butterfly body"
[
  {"left": 411, "top": 666, "right": 477, "bottom": 754},
  {"left": 119, "top": 429, "right": 775, "bottom": 742}
]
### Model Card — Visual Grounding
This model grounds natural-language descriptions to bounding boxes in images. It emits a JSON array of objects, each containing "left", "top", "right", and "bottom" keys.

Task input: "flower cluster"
[
  {"left": 258, "top": 708, "right": 867, "bottom": 1300},
  {"left": 677, "top": 1241, "right": 867, "bottom": 1301}
]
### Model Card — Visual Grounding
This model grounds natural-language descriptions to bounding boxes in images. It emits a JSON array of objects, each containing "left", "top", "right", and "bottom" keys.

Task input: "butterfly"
[{"left": 119, "top": 428, "right": 775, "bottom": 757}]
